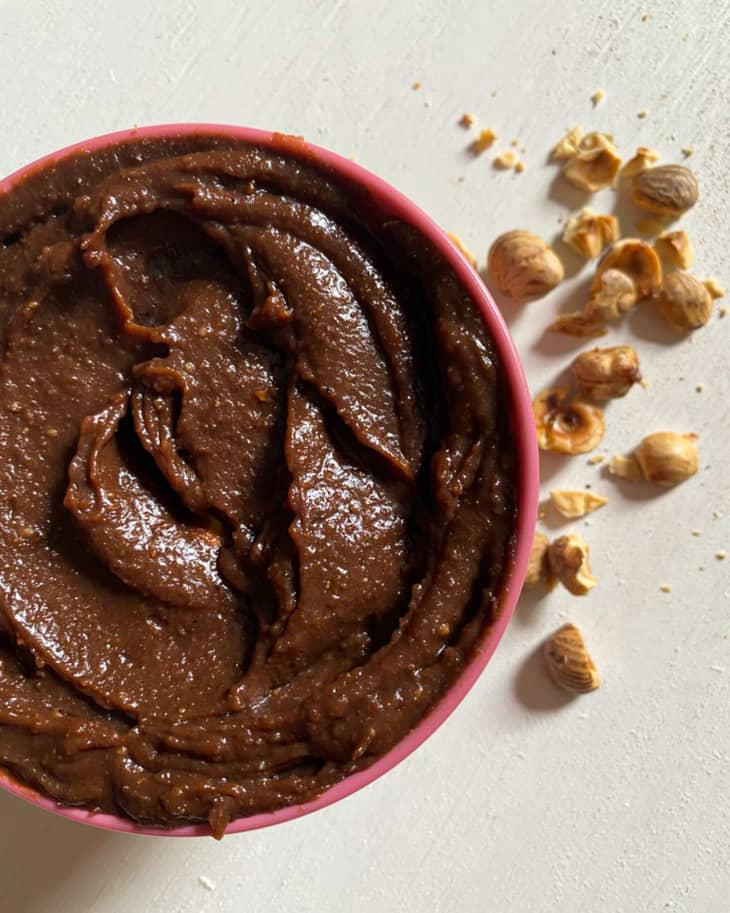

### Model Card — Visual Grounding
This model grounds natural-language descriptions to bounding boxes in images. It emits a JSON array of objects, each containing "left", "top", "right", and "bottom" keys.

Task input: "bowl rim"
[{"left": 0, "top": 123, "right": 539, "bottom": 837}]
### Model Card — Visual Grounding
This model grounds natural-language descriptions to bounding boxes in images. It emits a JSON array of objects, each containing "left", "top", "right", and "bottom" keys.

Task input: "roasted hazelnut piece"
[
  {"left": 446, "top": 232, "right": 477, "bottom": 268},
  {"left": 547, "top": 534, "right": 597, "bottom": 595},
  {"left": 544, "top": 623, "right": 600, "bottom": 693},
  {"left": 584, "top": 268, "right": 638, "bottom": 322},
  {"left": 525, "top": 531, "right": 551, "bottom": 587},
  {"left": 571, "top": 346, "right": 641, "bottom": 399},
  {"left": 655, "top": 230, "right": 693, "bottom": 270},
  {"left": 632, "top": 164, "right": 699, "bottom": 218},
  {"left": 548, "top": 312, "right": 608, "bottom": 338},
  {"left": 562, "top": 132, "right": 622, "bottom": 192},
  {"left": 551, "top": 125, "right": 584, "bottom": 161},
  {"left": 658, "top": 272, "right": 713, "bottom": 331},
  {"left": 621, "top": 145, "right": 660, "bottom": 178},
  {"left": 634, "top": 432, "right": 699, "bottom": 486},
  {"left": 533, "top": 388, "right": 605, "bottom": 454},
  {"left": 549, "top": 490, "right": 608, "bottom": 518},
  {"left": 563, "top": 208, "right": 619, "bottom": 259},
  {"left": 593, "top": 239, "right": 663, "bottom": 300},
  {"left": 487, "top": 230, "right": 564, "bottom": 301}
]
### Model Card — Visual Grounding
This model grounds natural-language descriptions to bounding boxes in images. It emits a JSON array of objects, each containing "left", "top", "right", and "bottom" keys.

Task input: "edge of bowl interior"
[{"left": 0, "top": 123, "right": 539, "bottom": 837}]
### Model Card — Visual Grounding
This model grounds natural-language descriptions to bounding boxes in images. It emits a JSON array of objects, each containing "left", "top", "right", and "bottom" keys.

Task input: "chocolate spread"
[{"left": 0, "top": 134, "right": 516, "bottom": 835}]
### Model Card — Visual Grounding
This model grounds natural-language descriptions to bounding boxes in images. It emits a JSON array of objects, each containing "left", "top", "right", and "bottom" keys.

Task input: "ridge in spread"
[{"left": 0, "top": 136, "right": 516, "bottom": 835}]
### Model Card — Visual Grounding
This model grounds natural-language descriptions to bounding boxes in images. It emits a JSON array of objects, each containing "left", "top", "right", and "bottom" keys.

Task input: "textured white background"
[{"left": 0, "top": 1, "right": 728, "bottom": 911}]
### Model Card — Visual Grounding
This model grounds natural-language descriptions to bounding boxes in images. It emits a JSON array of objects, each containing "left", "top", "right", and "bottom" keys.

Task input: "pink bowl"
[{"left": 0, "top": 124, "right": 539, "bottom": 837}]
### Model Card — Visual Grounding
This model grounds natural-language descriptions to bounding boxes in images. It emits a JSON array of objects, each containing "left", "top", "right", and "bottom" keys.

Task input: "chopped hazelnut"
[
  {"left": 525, "top": 531, "right": 551, "bottom": 587},
  {"left": 473, "top": 128, "right": 497, "bottom": 153},
  {"left": 585, "top": 268, "right": 638, "bottom": 322},
  {"left": 593, "top": 239, "right": 663, "bottom": 300},
  {"left": 547, "top": 312, "right": 608, "bottom": 338},
  {"left": 446, "top": 232, "right": 478, "bottom": 268},
  {"left": 609, "top": 454, "right": 644, "bottom": 482},
  {"left": 551, "top": 125, "right": 584, "bottom": 161},
  {"left": 655, "top": 230, "right": 694, "bottom": 269},
  {"left": 493, "top": 150, "right": 519, "bottom": 169},
  {"left": 591, "top": 89, "right": 605, "bottom": 106},
  {"left": 658, "top": 272, "right": 713, "bottom": 331},
  {"left": 515, "top": 160, "right": 526, "bottom": 173},
  {"left": 631, "top": 164, "right": 699, "bottom": 217},
  {"left": 570, "top": 346, "right": 641, "bottom": 399},
  {"left": 459, "top": 112, "right": 476, "bottom": 128},
  {"left": 703, "top": 277, "right": 725, "bottom": 300},
  {"left": 563, "top": 208, "right": 619, "bottom": 259},
  {"left": 622, "top": 146, "right": 660, "bottom": 178},
  {"left": 544, "top": 623, "right": 600, "bottom": 693},
  {"left": 549, "top": 490, "right": 608, "bottom": 518},
  {"left": 634, "top": 431, "right": 699, "bottom": 486},
  {"left": 547, "top": 534, "right": 597, "bottom": 595},
  {"left": 487, "top": 230, "right": 564, "bottom": 301},
  {"left": 562, "top": 132, "right": 622, "bottom": 192},
  {"left": 533, "top": 387, "right": 605, "bottom": 454}
]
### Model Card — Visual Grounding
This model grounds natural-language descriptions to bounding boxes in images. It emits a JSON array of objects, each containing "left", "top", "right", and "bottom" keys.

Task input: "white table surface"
[{"left": 1, "top": 1, "right": 728, "bottom": 911}]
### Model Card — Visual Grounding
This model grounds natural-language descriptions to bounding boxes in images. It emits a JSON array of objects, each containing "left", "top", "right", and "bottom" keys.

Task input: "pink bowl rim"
[{"left": 0, "top": 123, "right": 539, "bottom": 837}]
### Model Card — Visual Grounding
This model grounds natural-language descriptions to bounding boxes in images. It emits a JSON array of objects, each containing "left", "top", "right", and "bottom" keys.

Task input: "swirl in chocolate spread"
[{"left": 0, "top": 135, "right": 516, "bottom": 835}]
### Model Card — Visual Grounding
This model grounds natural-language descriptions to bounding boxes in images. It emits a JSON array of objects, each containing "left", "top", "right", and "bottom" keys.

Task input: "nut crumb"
[
  {"left": 446, "top": 232, "right": 478, "bottom": 268},
  {"left": 459, "top": 112, "right": 476, "bottom": 128},
  {"left": 550, "top": 489, "right": 608, "bottom": 518},
  {"left": 716, "top": 551, "right": 728, "bottom": 561},
  {"left": 515, "top": 161, "right": 526, "bottom": 173},
  {"left": 510, "top": 138, "right": 520, "bottom": 147},
  {"left": 493, "top": 150, "right": 519, "bottom": 169},
  {"left": 411, "top": 81, "right": 422, "bottom": 91},
  {"left": 642, "top": 12, "right": 650, "bottom": 20},
  {"left": 637, "top": 110, "right": 648, "bottom": 119},
  {"left": 703, "top": 277, "right": 725, "bottom": 300},
  {"left": 720, "top": 307, "right": 728, "bottom": 318},
  {"left": 591, "top": 89, "right": 605, "bottom": 106},
  {"left": 695, "top": 383, "right": 704, "bottom": 393},
  {"left": 660, "top": 584, "right": 672, "bottom": 593},
  {"left": 473, "top": 128, "right": 497, "bottom": 153},
  {"left": 691, "top": 529, "right": 702, "bottom": 537},
  {"left": 587, "top": 454, "right": 605, "bottom": 465},
  {"left": 681, "top": 147, "right": 694, "bottom": 158},
  {"left": 198, "top": 875, "right": 216, "bottom": 891}
]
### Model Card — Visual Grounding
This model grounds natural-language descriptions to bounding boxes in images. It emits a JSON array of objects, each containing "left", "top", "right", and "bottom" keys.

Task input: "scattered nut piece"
[
  {"left": 658, "top": 272, "right": 713, "bottom": 331},
  {"left": 550, "top": 490, "right": 609, "bottom": 518},
  {"left": 681, "top": 147, "right": 694, "bottom": 159},
  {"left": 703, "top": 277, "right": 725, "bottom": 300},
  {"left": 587, "top": 453, "right": 605, "bottom": 465},
  {"left": 510, "top": 138, "right": 520, "bottom": 147},
  {"left": 525, "top": 531, "right": 551, "bottom": 587},
  {"left": 585, "top": 269, "right": 638, "bottom": 322},
  {"left": 459, "top": 112, "right": 476, "bottom": 128},
  {"left": 563, "top": 132, "right": 622, "bottom": 192},
  {"left": 637, "top": 109, "right": 648, "bottom": 119},
  {"left": 660, "top": 584, "right": 672, "bottom": 593},
  {"left": 547, "top": 312, "right": 608, "bottom": 338},
  {"left": 716, "top": 551, "right": 727, "bottom": 561},
  {"left": 634, "top": 431, "right": 699, "bottom": 486},
  {"left": 609, "top": 454, "right": 644, "bottom": 482},
  {"left": 493, "top": 150, "right": 519, "bottom": 169},
  {"left": 547, "top": 534, "right": 597, "bottom": 595},
  {"left": 544, "top": 623, "right": 600, "bottom": 693},
  {"left": 446, "top": 232, "right": 478, "bottom": 268},
  {"left": 622, "top": 146, "right": 660, "bottom": 179},
  {"left": 593, "top": 239, "right": 663, "bottom": 300},
  {"left": 691, "top": 530, "right": 702, "bottom": 537},
  {"left": 473, "top": 128, "right": 497, "bottom": 153},
  {"left": 631, "top": 164, "right": 699, "bottom": 217},
  {"left": 515, "top": 160, "right": 526, "bottom": 173},
  {"left": 411, "top": 81, "right": 422, "bottom": 91},
  {"left": 655, "top": 230, "right": 694, "bottom": 269},
  {"left": 571, "top": 345, "right": 641, "bottom": 399},
  {"left": 488, "top": 231, "right": 564, "bottom": 300},
  {"left": 591, "top": 89, "right": 605, "bottom": 106},
  {"left": 551, "top": 125, "right": 584, "bottom": 161},
  {"left": 720, "top": 307, "right": 729, "bottom": 318},
  {"left": 563, "top": 208, "right": 619, "bottom": 259},
  {"left": 533, "top": 388, "right": 605, "bottom": 454}
]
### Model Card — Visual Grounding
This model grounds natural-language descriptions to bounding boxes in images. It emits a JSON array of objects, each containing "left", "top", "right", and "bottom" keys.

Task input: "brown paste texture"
[{"left": 0, "top": 135, "right": 516, "bottom": 835}]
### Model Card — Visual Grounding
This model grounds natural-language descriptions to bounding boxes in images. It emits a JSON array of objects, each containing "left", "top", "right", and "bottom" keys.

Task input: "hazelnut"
[
  {"left": 655, "top": 230, "right": 694, "bottom": 270},
  {"left": 658, "top": 272, "right": 713, "bottom": 331},
  {"left": 544, "top": 623, "right": 600, "bottom": 693},
  {"left": 584, "top": 268, "right": 638, "bottom": 322},
  {"left": 631, "top": 164, "right": 699, "bottom": 217},
  {"left": 533, "top": 387, "right": 605, "bottom": 454},
  {"left": 547, "top": 312, "right": 608, "bottom": 338},
  {"left": 593, "top": 239, "right": 663, "bottom": 299},
  {"left": 547, "top": 534, "right": 597, "bottom": 595},
  {"left": 562, "top": 132, "right": 622, "bottom": 192},
  {"left": 635, "top": 432, "right": 699, "bottom": 486},
  {"left": 525, "top": 531, "right": 550, "bottom": 587},
  {"left": 549, "top": 489, "right": 608, "bottom": 518},
  {"left": 487, "top": 230, "right": 564, "bottom": 301},
  {"left": 571, "top": 346, "right": 641, "bottom": 399},
  {"left": 621, "top": 146, "right": 660, "bottom": 179},
  {"left": 563, "top": 208, "right": 619, "bottom": 259},
  {"left": 551, "top": 125, "right": 584, "bottom": 161}
]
